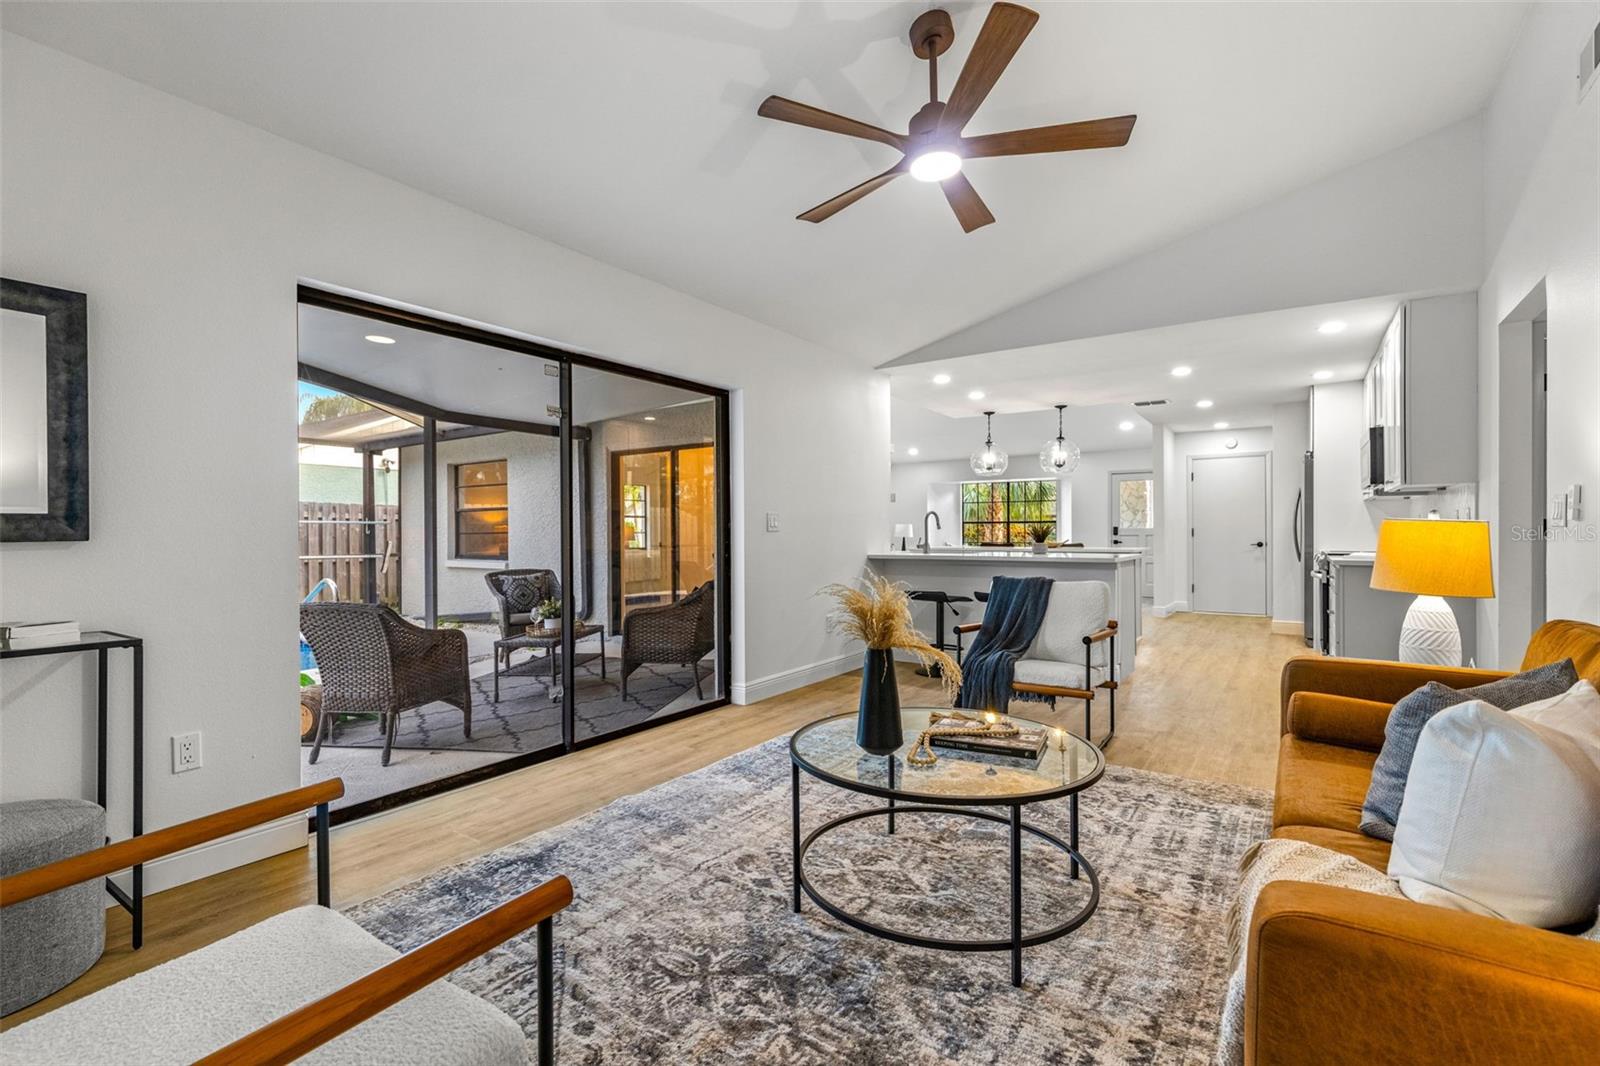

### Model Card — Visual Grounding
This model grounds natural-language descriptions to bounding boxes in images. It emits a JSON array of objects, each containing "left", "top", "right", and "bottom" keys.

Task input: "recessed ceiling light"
[
  {"left": 932, "top": 373, "right": 951, "bottom": 385},
  {"left": 1317, "top": 320, "right": 1347, "bottom": 335},
  {"left": 1312, "top": 369, "right": 1334, "bottom": 381},
  {"left": 907, "top": 446, "right": 920, "bottom": 456},
  {"left": 1118, "top": 420, "right": 1135, "bottom": 431},
  {"left": 1170, "top": 366, "right": 1192, "bottom": 377},
  {"left": 364, "top": 334, "right": 395, "bottom": 345},
  {"left": 1195, "top": 399, "right": 1214, "bottom": 409},
  {"left": 1214, "top": 421, "right": 1229, "bottom": 429},
  {"left": 967, "top": 390, "right": 985, "bottom": 400},
  {"left": 643, "top": 416, "right": 657, "bottom": 422}
]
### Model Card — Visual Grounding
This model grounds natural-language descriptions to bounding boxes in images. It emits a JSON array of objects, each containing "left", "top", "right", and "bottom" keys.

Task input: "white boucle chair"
[
  {"left": 0, "top": 780, "right": 571, "bottom": 1066},
  {"left": 957, "top": 579, "right": 1118, "bottom": 746}
]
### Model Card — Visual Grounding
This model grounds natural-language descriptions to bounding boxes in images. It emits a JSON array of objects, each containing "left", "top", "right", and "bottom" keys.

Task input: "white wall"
[
  {"left": 1270, "top": 401, "right": 1311, "bottom": 631},
  {"left": 1476, "top": 3, "right": 1600, "bottom": 668},
  {"left": 888, "top": 447, "right": 1150, "bottom": 549},
  {"left": 0, "top": 34, "right": 888, "bottom": 890},
  {"left": 1069, "top": 448, "right": 1154, "bottom": 547}
]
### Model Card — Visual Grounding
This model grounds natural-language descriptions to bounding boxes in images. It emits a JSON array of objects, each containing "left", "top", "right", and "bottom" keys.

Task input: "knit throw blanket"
[{"left": 955, "top": 575, "right": 1054, "bottom": 713}]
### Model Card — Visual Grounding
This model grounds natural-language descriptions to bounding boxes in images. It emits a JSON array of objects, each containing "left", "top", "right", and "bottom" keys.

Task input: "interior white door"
[
  {"left": 1190, "top": 453, "right": 1269, "bottom": 615},
  {"left": 1109, "top": 471, "right": 1156, "bottom": 599}
]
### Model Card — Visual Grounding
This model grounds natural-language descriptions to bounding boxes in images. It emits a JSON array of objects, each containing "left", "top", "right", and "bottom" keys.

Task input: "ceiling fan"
[{"left": 757, "top": 2, "right": 1136, "bottom": 232}]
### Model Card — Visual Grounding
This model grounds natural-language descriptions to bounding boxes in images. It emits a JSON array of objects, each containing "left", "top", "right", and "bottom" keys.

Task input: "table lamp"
[
  {"left": 1369, "top": 518, "right": 1493, "bottom": 666},
  {"left": 893, "top": 523, "right": 915, "bottom": 551}
]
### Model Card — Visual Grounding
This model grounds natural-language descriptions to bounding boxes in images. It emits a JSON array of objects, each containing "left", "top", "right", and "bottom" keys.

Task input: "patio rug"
[
  {"left": 346, "top": 735, "right": 1270, "bottom": 1064},
  {"left": 307, "top": 656, "right": 714, "bottom": 755}
]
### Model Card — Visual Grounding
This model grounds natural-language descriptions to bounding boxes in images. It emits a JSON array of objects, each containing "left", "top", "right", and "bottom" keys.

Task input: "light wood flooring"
[{"left": 5, "top": 609, "right": 1306, "bottom": 1028}]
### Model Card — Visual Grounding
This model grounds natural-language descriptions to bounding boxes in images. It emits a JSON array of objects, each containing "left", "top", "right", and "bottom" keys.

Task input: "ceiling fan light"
[{"left": 910, "top": 150, "right": 963, "bottom": 183}]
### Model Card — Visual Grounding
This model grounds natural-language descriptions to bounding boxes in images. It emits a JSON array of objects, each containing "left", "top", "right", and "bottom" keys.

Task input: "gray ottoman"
[{"left": 1, "top": 799, "right": 106, "bottom": 1016}]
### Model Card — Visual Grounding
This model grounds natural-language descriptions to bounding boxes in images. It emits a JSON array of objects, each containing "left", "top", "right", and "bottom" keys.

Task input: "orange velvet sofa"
[{"left": 1246, "top": 619, "right": 1600, "bottom": 1066}]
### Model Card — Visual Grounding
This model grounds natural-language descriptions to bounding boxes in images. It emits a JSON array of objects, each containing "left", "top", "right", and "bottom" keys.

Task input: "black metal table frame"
[
  {"left": 492, "top": 624, "right": 607, "bottom": 702},
  {"left": 0, "top": 631, "right": 144, "bottom": 947},
  {"left": 790, "top": 730, "right": 1102, "bottom": 987}
]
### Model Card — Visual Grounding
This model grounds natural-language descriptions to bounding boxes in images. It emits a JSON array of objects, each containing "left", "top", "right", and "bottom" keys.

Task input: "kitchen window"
[
  {"left": 961, "top": 478, "right": 1057, "bottom": 546},
  {"left": 454, "top": 460, "right": 508, "bottom": 560}
]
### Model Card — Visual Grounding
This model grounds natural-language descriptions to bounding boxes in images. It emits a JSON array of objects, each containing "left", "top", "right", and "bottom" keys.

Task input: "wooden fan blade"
[
  {"left": 941, "top": 172, "right": 995, "bottom": 232},
  {"left": 962, "top": 115, "right": 1137, "bottom": 159},
  {"left": 797, "top": 163, "right": 907, "bottom": 223},
  {"left": 758, "top": 96, "right": 906, "bottom": 151},
  {"left": 940, "top": 3, "right": 1039, "bottom": 135}
]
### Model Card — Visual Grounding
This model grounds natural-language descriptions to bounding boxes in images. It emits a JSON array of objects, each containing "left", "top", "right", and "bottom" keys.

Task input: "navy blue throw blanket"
[{"left": 955, "top": 575, "right": 1054, "bottom": 713}]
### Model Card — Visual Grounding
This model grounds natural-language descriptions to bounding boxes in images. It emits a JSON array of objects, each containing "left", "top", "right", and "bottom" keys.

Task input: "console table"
[{"left": 0, "top": 630, "right": 145, "bottom": 947}]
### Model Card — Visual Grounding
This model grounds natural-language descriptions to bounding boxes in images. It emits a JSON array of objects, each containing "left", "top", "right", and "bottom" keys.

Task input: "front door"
[
  {"left": 1190, "top": 453, "right": 1269, "bottom": 615},
  {"left": 1110, "top": 470, "right": 1156, "bottom": 599}
]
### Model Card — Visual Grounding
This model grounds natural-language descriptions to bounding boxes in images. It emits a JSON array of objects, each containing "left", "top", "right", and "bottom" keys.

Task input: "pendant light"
[
  {"left": 969, "top": 411, "right": 1009, "bottom": 476},
  {"left": 1039, "top": 404, "right": 1081, "bottom": 474}
]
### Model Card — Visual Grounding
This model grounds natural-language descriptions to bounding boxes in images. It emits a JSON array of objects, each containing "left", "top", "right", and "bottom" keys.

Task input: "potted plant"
[
  {"left": 535, "top": 598, "right": 563, "bottom": 632},
  {"left": 1026, "top": 523, "right": 1054, "bottom": 554},
  {"left": 820, "top": 572, "right": 961, "bottom": 755}
]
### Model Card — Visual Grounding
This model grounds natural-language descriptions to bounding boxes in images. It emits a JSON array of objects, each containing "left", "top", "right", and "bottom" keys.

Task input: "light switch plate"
[
  {"left": 765, "top": 512, "right": 780, "bottom": 533},
  {"left": 1551, "top": 495, "right": 1568, "bottom": 527}
]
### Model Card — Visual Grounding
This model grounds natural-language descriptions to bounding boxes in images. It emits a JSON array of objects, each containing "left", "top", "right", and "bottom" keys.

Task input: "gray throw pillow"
[{"left": 1359, "top": 659, "right": 1579, "bottom": 841}]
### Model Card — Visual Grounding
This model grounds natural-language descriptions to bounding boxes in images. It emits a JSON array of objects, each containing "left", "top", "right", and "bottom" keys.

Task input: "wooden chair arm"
[
  {"left": 196, "top": 875, "right": 575, "bottom": 1066},
  {"left": 953, "top": 622, "right": 983, "bottom": 636},
  {"left": 1083, "top": 619, "right": 1118, "bottom": 644},
  {"left": 0, "top": 780, "right": 344, "bottom": 908}
]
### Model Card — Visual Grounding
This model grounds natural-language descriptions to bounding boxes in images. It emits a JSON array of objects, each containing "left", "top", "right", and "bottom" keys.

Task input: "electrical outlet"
[
  {"left": 172, "top": 732, "right": 202, "bottom": 773},
  {"left": 766, "top": 512, "right": 780, "bottom": 533}
]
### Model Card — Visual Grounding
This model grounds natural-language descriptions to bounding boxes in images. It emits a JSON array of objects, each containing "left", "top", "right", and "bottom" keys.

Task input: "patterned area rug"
[{"left": 347, "top": 736, "right": 1270, "bottom": 1064}]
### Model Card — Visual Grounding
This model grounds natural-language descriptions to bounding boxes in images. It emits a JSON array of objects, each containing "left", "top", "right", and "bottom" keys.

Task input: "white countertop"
[{"left": 867, "top": 550, "right": 1144, "bottom": 564}]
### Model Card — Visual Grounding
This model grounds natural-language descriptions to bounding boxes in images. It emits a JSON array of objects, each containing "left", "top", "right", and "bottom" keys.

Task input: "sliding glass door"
[{"left": 296, "top": 289, "right": 730, "bottom": 822}]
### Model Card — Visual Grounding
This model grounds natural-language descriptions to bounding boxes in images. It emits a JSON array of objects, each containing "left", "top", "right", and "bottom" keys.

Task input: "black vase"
[{"left": 856, "top": 648, "right": 903, "bottom": 755}]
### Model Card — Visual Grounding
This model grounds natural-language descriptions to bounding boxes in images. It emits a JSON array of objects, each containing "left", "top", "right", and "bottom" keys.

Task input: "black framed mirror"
[{"left": 1, "top": 278, "right": 89, "bottom": 541}]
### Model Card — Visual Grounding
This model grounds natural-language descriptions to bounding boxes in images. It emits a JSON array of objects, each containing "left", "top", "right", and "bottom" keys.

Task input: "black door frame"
[
  {"left": 296, "top": 286, "right": 734, "bottom": 826},
  {"left": 609, "top": 442, "right": 717, "bottom": 634}
]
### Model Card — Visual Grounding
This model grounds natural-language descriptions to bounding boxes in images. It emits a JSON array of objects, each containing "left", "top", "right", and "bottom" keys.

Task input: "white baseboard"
[
  {"left": 1270, "top": 619, "right": 1306, "bottom": 636},
  {"left": 105, "top": 815, "right": 307, "bottom": 904},
  {"left": 1152, "top": 600, "right": 1189, "bottom": 617},
  {"left": 731, "top": 652, "right": 858, "bottom": 705}
]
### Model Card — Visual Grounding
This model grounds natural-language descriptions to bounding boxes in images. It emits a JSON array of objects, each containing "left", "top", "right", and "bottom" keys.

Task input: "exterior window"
[
  {"left": 961, "top": 479, "right": 1057, "bottom": 546},
  {"left": 1117, "top": 478, "right": 1155, "bottom": 530},
  {"left": 621, "top": 483, "right": 649, "bottom": 550},
  {"left": 454, "top": 460, "right": 508, "bottom": 560}
]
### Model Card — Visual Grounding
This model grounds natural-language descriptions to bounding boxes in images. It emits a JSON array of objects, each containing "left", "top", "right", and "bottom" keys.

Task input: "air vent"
[
  {"left": 1132, "top": 399, "right": 1169, "bottom": 407},
  {"left": 1582, "top": 18, "right": 1599, "bottom": 101}
]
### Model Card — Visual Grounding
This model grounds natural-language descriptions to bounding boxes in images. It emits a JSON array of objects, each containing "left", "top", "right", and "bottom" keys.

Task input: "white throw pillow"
[{"left": 1389, "top": 691, "right": 1600, "bottom": 927}]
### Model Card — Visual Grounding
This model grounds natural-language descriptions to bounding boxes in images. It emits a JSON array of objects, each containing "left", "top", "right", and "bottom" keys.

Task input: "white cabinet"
[{"left": 1361, "top": 292, "right": 1477, "bottom": 496}]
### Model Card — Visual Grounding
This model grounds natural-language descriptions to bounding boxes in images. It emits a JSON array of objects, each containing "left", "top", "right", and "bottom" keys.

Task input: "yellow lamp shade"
[{"left": 1370, "top": 519, "right": 1494, "bottom": 599}]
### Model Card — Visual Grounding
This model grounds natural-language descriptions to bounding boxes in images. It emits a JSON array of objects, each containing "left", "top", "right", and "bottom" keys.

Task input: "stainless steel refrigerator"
[{"left": 1299, "top": 449, "right": 1314, "bottom": 645}]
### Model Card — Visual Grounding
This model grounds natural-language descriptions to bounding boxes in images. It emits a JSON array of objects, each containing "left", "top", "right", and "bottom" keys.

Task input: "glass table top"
[{"left": 791, "top": 708, "right": 1103, "bottom": 805}]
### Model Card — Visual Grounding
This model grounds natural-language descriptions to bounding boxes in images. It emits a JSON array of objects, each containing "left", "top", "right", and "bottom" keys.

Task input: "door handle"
[
  {"left": 1251, "top": 541, "right": 1265, "bottom": 548},
  {"left": 1112, "top": 539, "right": 1122, "bottom": 545}
]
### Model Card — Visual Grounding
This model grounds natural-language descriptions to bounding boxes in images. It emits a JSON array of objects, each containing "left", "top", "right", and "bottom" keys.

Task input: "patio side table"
[{"left": 0, "top": 630, "right": 145, "bottom": 948}]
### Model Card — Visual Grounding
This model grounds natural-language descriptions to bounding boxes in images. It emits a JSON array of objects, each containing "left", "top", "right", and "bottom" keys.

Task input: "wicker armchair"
[
  {"left": 620, "top": 581, "right": 716, "bottom": 699},
  {"left": 484, "top": 569, "right": 562, "bottom": 701},
  {"left": 299, "top": 603, "right": 471, "bottom": 766}
]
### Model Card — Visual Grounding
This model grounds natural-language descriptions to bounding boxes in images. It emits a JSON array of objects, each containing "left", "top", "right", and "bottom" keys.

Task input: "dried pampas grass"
[{"left": 819, "top": 571, "right": 962, "bottom": 701}]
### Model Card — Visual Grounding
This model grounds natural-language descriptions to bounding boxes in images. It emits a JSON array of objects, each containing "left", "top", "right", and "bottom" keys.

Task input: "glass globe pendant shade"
[
  {"left": 970, "top": 446, "right": 1009, "bottom": 476},
  {"left": 1038, "top": 403, "right": 1080, "bottom": 473},
  {"left": 1040, "top": 437, "right": 1080, "bottom": 474},
  {"left": 969, "top": 410, "right": 1009, "bottom": 476}
]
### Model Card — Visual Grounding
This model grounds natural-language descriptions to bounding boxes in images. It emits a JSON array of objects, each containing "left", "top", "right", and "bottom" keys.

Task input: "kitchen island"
[{"left": 866, "top": 549, "right": 1144, "bottom": 681}]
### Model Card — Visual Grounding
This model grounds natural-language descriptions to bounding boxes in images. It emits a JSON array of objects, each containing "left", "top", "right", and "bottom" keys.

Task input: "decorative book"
[
  {"left": 926, "top": 715, "right": 1047, "bottom": 760},
  {"left": 0, "top": 620, "right": 80, "bottom": 645}
]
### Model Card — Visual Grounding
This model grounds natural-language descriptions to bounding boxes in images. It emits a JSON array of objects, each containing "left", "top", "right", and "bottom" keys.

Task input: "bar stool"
[
  {"left": 958, "top": 589, "right": 991, "bottom": 661},
  {"left": 907, "top": 590, "right": 972, "bottom": 677}
]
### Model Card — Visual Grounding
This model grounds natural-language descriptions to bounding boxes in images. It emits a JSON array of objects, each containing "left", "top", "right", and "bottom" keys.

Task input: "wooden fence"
[{"left": 299, "top": 502, "right": 401, "bottom": 607}]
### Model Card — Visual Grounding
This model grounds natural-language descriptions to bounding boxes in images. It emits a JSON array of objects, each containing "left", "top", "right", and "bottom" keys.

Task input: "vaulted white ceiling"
[{"left": 4, "top": 1, "right": 1527, "bottom": 365}]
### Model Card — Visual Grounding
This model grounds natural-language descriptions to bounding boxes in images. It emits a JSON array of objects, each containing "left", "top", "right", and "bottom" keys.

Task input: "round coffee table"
[{"left": 789, "top": 708, "right": 1103, "bottom": 986}]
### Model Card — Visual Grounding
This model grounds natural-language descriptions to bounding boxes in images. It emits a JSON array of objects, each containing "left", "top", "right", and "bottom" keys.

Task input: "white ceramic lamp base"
[{"left": 1398, "top": 594, "right": 1462, "bottom": 667}]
